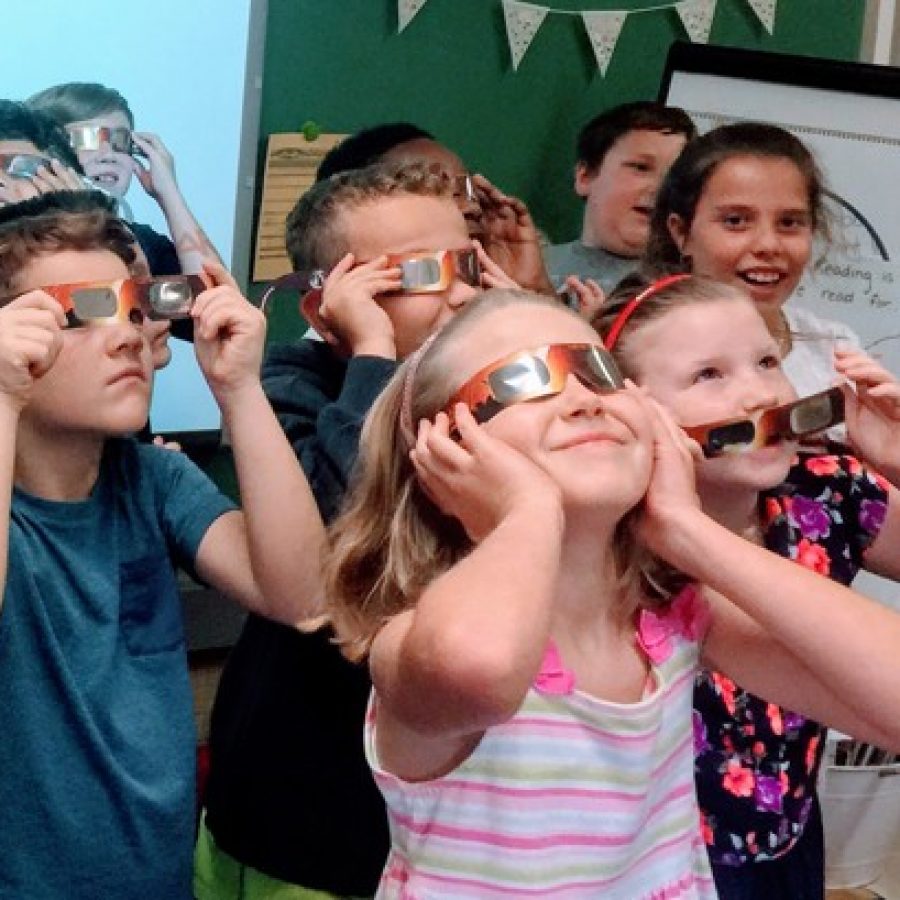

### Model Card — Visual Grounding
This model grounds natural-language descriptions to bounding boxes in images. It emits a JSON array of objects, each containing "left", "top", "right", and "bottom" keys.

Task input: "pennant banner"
[
  {"left": 676, "top": 0, "right": 717, "bottom": 44},
  {"left": 397, "top": 0, "right": 771, "bottom": 76},
  {"left": 746, "top": 0, "right": 776, "bottom": 33},
  {"left": 581, "top": 11, "right": 627, "bottom": 77},
  {"left": 502, "top": 0, "right": 549, "bottom": 70},
  {"left": 398, "top": 0, "right": 428, "bottom": 32}
]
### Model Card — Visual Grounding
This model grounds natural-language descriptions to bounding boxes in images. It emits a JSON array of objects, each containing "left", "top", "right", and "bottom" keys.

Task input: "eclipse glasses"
[
  {"left": 37, "top": 274, "right": 210, "bottom": 328},
  {"left": 67, "top": 125, "right": 138, "bottom": 157},
  {"left": 684, "top": 387, "right": 845, "bottom": 457},
  {"left": 260, "top": 248, "right": 481, "bottom": 315},
  {"left": 0, "top": 153, "right": 53, "bottom": 178},
  {"left": 447, "top": 343, "right": 624, "bottom": 425}
]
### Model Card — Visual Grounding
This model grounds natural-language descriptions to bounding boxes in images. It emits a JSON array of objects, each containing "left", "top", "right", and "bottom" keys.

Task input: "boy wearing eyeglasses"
[
  {"left": 196, "top": 162, "right": 515, "bottom": 899},
  {"left": 0, "top": 190, "right": 324, "bottom": 900}
]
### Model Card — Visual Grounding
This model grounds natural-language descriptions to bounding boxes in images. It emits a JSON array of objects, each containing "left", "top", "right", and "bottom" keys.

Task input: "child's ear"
[
  {"left": 299, "top": 288, "right": 325, "bottom": 331},
  {"left": 574, "top": 162, "right": 595, "bottom": 198},
  {"left": 667, "top": 213, "right": 689, "bottom": 253}
]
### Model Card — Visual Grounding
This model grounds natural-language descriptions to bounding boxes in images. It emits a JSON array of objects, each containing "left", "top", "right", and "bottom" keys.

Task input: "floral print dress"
[{"left": 694, "top": 452, "right": 889, "bottom": 866}]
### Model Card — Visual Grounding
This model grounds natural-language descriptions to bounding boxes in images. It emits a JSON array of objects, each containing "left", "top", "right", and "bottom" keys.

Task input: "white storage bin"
[{"left": 820, "top": 756, "right": 900, "bottom": 888}]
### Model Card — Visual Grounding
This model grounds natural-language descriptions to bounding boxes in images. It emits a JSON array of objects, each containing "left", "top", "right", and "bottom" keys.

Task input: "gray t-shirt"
[{"left": 543, "top": 240, "right": 639, "bottom": 293}]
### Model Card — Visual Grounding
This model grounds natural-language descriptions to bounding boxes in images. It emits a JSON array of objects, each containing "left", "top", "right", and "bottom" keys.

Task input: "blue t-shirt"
[{"left": 0, "top": 438, "right": 234, "bottom": 899}]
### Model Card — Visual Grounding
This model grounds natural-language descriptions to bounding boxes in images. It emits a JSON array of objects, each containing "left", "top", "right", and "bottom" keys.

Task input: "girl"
[
  {"left": 596, "top": 273, "right": 900, "bottom": 899},
  {"left": 645, "top": 122, "right": 861, "bottom": 400},
  {"left": 323, "top": 288, "right": 900, "bottom": 899}
]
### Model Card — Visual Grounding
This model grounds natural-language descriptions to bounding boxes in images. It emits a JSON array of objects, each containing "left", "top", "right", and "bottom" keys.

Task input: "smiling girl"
[
  {"left": 645, "top": 122, "right": 861, "bottom": 401},
  {"left": 598, "top": 273, "right": 900, "bottom": 899},
  {"left": 321, "top": 288, "right": 900, "bottom": 899}
]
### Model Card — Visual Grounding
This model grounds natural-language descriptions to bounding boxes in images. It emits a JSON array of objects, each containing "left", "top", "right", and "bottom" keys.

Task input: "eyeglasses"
[
  {"left": 684, "top": 387, "right": 845, "bottom": 457},
  {"left": 0, "top": 153, "right": 52, "bottom": 178},
  {"left": 36, "top": 274, "right": 210, "bottom": 327},
  {"left": 67, "top": 125, "right": 133, "bottom": 155},
  {"left": 384, "top": 248, "right": 481, "bottom": 293},
  {"left": 446, "top": 343, "right": 624, "bottom": 425}
]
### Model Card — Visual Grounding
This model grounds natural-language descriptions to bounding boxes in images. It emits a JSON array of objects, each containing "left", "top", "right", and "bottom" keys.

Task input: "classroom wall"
[{"left": 255, "top": 0, "right": 865, "bottom": 275}]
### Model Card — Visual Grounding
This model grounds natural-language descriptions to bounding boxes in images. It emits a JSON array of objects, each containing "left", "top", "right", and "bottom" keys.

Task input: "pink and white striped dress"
[{"left": 364, "top": 586, "right": 717, "bottom": 899}]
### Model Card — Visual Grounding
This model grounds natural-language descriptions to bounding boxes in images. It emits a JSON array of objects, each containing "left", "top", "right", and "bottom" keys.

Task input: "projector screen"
[
  {"left": 1, "top": 0, "right": 263, "bottom": 441},
  {"left": 661, "top": 43, "right": 900, "bottom": 609}
]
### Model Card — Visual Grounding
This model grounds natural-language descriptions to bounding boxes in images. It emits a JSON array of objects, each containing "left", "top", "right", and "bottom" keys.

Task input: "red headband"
[{"left": 603, "top": 273, "right": 691, "bottom": 351}]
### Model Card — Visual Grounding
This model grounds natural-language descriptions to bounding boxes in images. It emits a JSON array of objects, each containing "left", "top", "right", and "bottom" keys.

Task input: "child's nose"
[
  {"left": 106, "top": 321, "right": 146, "bottom": 355},
  {"left": 560, "top": 374, "right": 606, "bottom": 417}
]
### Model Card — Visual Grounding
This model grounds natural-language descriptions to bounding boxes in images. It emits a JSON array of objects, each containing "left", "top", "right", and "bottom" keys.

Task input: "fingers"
[
  {"left": 563, "top": 275, "right": 605, "bottom": 320},
  {"left": 201, "top": 260, "right": 240, "bottom": 291},
  {"left": 474, "top": 240, "right": 519, "bottom": 290}
]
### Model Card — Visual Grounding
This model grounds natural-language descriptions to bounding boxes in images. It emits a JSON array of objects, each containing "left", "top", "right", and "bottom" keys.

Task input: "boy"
[
  {"left": 27, "top": 82, "right": 223, "bottom": 276},
  {"left": 197, "top": 164, "right": 508, "bottom": 898},
  {"left": 0, "top": 190, "right": 324, "bottom": 899},
  {"left": 0, "top": 100, "right": 87, "bottom": 206},
  {"left": 545, "top": 101, "right": 696, "bottom": 293},
  {"left": 319, "top": 121, "right": 554, "bottom": 294}
]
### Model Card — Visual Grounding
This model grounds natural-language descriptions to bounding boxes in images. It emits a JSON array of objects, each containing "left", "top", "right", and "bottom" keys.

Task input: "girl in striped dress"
[{"left": 322, "top": 288, "right": 900, "bottom": 899}]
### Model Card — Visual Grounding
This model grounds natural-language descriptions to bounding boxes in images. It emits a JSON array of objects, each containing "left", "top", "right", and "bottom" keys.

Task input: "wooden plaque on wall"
[{"left": 252, "top": 132, "right": 346, "bottom": 282}]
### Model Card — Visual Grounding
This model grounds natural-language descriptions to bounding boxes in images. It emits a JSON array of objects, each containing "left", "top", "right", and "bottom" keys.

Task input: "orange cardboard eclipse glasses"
[
  {"left": 447, "top": 343, "right": 624, "bottom": 425},
  {"left": 0, "top": 153, "right": 51, "bottom": 178},
  {"left": 384, "top": 248, "right": 481, "bottom": 294},
  {"left": 38, "top": 274, "right": 211, "bottom": 327},
  {"left": 684, "top": 387, "right": 845, "bottom": 457},
  {"left": 259, "top": 248, "right": 482, "bottom": 316}
]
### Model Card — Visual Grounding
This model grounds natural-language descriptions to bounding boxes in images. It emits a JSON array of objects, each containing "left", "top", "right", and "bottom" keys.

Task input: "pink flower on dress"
[
  {"left": 795, "top": 539, "right": 830, "bottom": 575},
  {"left": 806, "top": 455, "right": 840, "bottom": 476},
  {"left": 722, "top": 759, "right": 755, "bottom": 797},
  {"left": 637, "top": 587, "right": 710, "bottom": 664}
]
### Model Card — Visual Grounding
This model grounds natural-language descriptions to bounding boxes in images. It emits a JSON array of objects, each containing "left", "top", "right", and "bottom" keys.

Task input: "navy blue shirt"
[{"left": 0, "top": 439, "right": 233, "bottom": 899}]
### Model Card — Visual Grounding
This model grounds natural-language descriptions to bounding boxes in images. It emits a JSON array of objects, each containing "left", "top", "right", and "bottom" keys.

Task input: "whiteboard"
[
  {"left": 661, "top": 42, "right": 900, "bottom": 380},
  {"left": 1, "top": 0, "right": 264, "bottom": 441},
  {"left": 661, "top": 43, "right": 900, "bottom": 610}
]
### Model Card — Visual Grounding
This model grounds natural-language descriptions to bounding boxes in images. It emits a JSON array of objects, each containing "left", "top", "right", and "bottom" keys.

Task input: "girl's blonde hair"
[
  {"left": 322, "top": 289, "right": 685, "bottom": 661},
  {"left": 596, "top": 272, "right": 768, "bottom": 378}
]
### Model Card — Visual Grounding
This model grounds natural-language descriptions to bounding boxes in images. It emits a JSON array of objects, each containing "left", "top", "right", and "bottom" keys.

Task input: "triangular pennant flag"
[
  {"left": 746, "top": 0, "right": 776, "bottom": 34},
  {"left": 676, "top": 0, "right": 717, "bottom": 43},
  {"left": 501, "top": 0, "right": 549, "bottom": 71},
  {"left": 581, "top": 11, "right": 627, "bottom": 77},
  {"left": 398, "top": 0, "right": 428, "bottom": 32}
]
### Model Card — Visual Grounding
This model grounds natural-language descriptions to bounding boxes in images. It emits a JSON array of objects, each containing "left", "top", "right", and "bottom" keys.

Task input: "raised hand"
[
  {"left": 0, "top": 292, "right": 66, "bottom": 413},
  {"left": 313, "top": 252, "right": 401, "bottom": 357},
  {"left": 192, "top": 263, "right": 266, "bottom": 404},
  {"left": 411, "top": 403, "right": 561, "bottom": 543},
  {"left": 836, "top": 347, "right": 900, "bottom": 483},
  {"left": 473, "top": 174, "right": 554, "bottom": 294}
]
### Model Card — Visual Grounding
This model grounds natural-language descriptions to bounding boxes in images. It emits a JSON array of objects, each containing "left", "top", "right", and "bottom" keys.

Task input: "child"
[
  {"left": 596, "top": 274, "right": 900, "bottom": 898},
  {"left": 318, "top": 120, "right": 554, "bottom": 294},
  {"left": 0, "top": 100, "right": 87, "bottom": 205},
  {"left": 544, "top": 101, "right": 696, "bottom": 294},
  {"left": 322, "top": 287, "right": 900, "bottom": 898},
  {"left": 0, "top": 190, "right": 324, "bottom": 899},
  {"left": 197, "top": 163, "right": 513, "bottom": 899},
  {"left": 27, "top": 81, "right": 223, "bottom": 276},
  {"left": 645, "top": 121, "right": 862, "bottom": 400}
]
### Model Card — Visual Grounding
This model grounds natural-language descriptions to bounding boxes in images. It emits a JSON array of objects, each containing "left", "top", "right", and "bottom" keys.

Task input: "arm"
[
  {"left": 191, "top": 264, "right": 324, "bottom": 625},
  {"left": 0, "top": 294, "right": 66, "bottom": 605},
  {"left": 370, "top": 406, "right": 564, "bottom": 780},
  {"left": 264, "top": 253, "right": 402, "bottom": 518},
  {"left": 640, "top": 396, "right": 900, "bottom": 750},
  {"left": 832, "top": 350, "right": 900, "bottom": 578},
  {"left": 130, "top": 132, "right": 225, "bottom": 273}
]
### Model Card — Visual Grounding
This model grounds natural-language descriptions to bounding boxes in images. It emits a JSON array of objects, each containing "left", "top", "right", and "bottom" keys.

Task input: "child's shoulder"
[{"left": 782, "top": 450, "right": 887, "bottom": 494}]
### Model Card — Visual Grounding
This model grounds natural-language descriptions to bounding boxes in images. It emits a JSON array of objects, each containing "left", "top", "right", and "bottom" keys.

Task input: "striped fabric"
[{"left": 365, "top": 587, "right": 717, "bottom": 899}]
